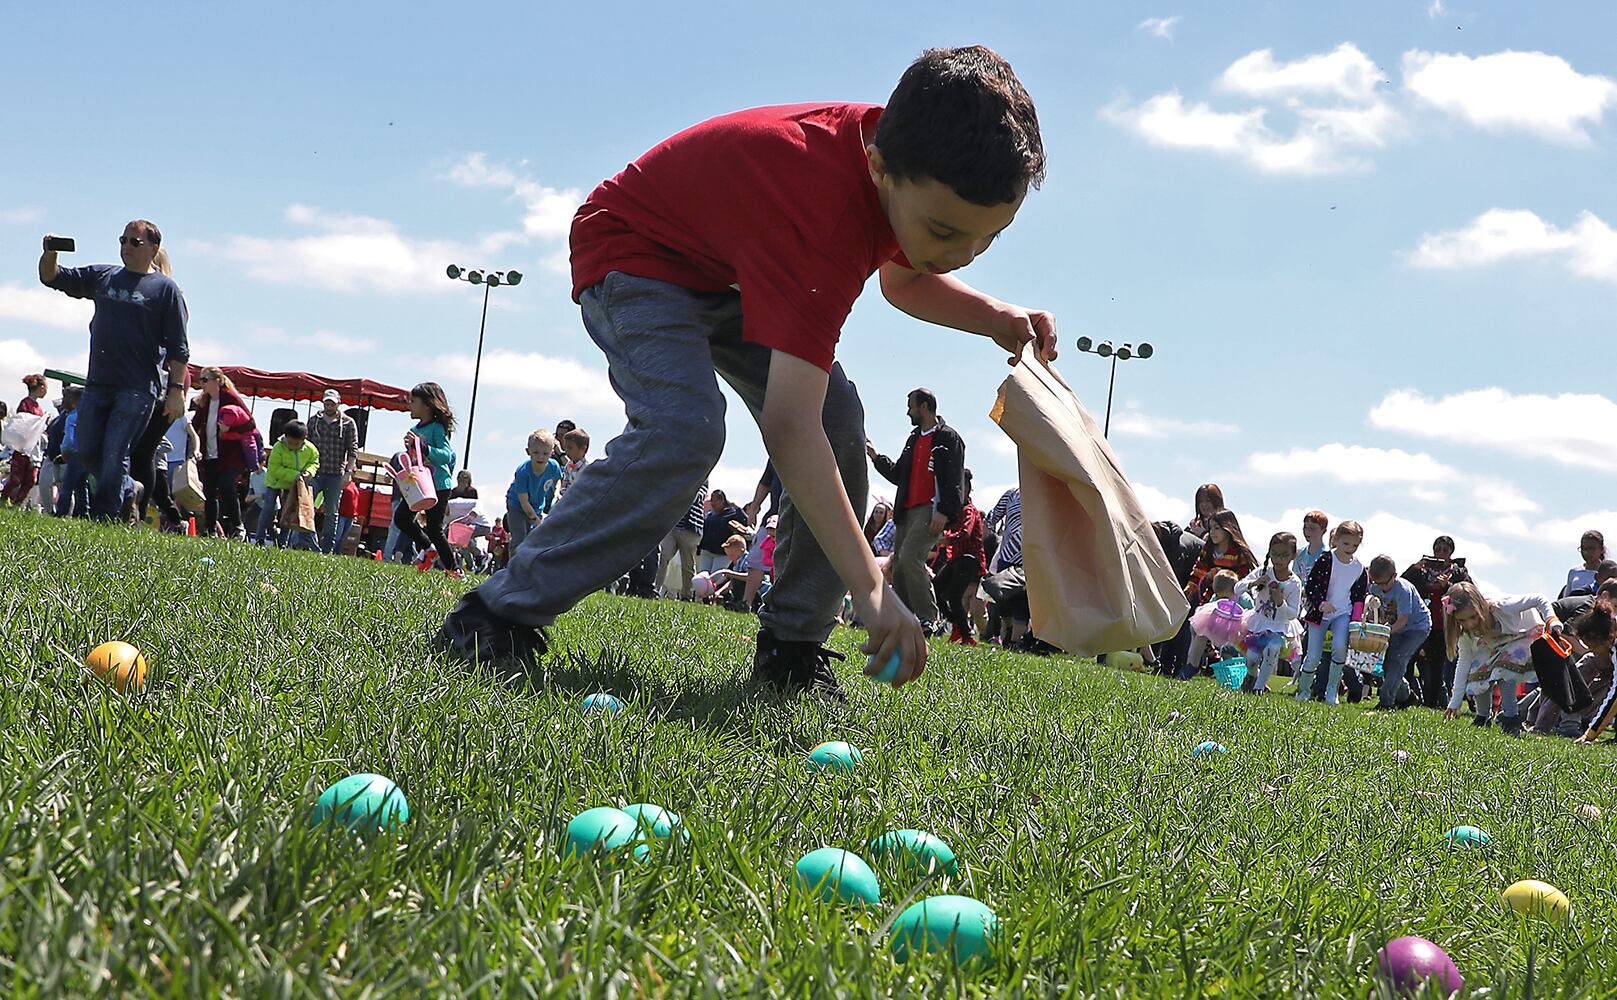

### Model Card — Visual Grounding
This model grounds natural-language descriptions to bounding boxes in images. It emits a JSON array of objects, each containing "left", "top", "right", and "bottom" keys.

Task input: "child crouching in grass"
[
  {"left": 1235, "top": 532, "right": 1302, "bottom": 694},
  {"left": 1442, "top": 582, "right": 1564, "bottom": 737}
]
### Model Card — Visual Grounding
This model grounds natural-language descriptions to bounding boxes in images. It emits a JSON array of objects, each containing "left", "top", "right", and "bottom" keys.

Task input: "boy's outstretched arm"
[
  {"left": 878, "top": 261, "right": 1057, "bottom": 365},
  {"left": 760, "top": 351, "right": 928, "bottom": 684}
]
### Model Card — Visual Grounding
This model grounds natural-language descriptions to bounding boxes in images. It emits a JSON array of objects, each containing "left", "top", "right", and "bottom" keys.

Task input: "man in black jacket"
[{"left": 867, "top": 388, "right": 965, "bottom": 631}]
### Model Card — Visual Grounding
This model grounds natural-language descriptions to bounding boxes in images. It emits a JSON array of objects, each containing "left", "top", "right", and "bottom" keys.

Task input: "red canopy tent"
[
  {"left": 182, "top": 366, "right": 411, "bottom": 541},
  {"left": 182, "top": 366, "right": 411, "bottom": 411}
]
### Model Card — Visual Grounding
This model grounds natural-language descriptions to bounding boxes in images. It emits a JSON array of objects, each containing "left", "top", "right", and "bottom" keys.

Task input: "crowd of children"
[
  {"left": 1156, "top": 482, "right": 1615, "bottom": 743},
  {"left": 7, "top": 368, "right": 1615, "bottom": 741}
]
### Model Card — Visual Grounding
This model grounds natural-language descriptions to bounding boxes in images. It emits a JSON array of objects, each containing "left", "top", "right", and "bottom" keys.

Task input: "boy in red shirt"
[{"left": 437, "top": 46, "right": 1056, "bottom": 701}]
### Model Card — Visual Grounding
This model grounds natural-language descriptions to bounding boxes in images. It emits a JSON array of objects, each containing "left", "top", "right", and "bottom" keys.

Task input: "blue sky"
[{"left": 5, "top": 1, "right": 1616, "bottom": 596}]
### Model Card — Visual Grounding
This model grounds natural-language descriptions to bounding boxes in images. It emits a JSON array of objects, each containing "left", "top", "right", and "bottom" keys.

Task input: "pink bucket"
[
  {"left": 390, "top": 438, "right": 437, "bottom": 512},
  {"left": 447, "top": 521, "right": 475, "bottom": 547}
]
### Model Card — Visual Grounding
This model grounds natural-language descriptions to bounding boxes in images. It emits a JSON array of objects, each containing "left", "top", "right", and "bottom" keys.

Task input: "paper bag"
[
  {"left": 170, "top": 458, "right": 205, "bottom": 513},
  {"left": 279, "top": 477, "right": 316, "bottom": 533},
  {"left": 989, "top": 348, "right": 1190, "bottom": 655}
]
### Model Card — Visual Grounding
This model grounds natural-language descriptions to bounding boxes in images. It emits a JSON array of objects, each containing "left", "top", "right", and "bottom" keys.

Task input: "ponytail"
[{"left": 153, "top": 247, "right": 172, "bottom": 277}]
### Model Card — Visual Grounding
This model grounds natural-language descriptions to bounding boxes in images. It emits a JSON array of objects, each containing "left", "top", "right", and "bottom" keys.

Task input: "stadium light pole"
[
  {"left": 446, "top": 264, "right": 522, "bottom": 472},
  {"left": 1073, "top": 337, "right": 1154, "bottom": 437}
]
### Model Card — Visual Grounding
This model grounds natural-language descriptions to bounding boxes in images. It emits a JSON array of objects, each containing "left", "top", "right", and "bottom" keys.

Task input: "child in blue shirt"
[
  {"left": 506, "top": 429, "right": 563, "bottom": 550},
  {"left": 1368, "top": 554, "right": 1433, "bottom": 710}
]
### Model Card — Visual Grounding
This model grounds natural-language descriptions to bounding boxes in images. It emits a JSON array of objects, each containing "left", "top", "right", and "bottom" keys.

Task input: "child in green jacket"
[{"left": 259, "top": 420, "right": 319, "bottom": 548}]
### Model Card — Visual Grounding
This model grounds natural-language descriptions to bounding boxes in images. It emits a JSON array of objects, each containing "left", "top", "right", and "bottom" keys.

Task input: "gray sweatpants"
[{"left": 476, "top": 272, "right": 868, "bottom": 644}]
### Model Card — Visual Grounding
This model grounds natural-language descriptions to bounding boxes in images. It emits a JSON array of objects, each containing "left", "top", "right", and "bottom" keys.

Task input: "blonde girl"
[{"left": 1442, "top": 581, "right": 1563, "bottom": 736}]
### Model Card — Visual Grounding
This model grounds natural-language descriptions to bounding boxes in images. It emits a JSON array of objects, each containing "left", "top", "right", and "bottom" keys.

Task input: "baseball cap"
[{"left": 321, "top": 389, "right": 342, "bottom": 403}]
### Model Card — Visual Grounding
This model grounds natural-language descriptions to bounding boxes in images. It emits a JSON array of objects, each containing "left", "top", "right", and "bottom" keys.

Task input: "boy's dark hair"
[
  {"left": 1369, "top": 554, "right": 1397, "bottom": 579},
  {"left": 875, "top": 46, "right": 1044, "bottom": 206},
  {"left": 562, "top": 428, "right": 590, "bottom": 450},
  {"left": 1598, "top": 559, "right": 1617, "bottom": 582},
  {"left": 283, "top": 420, "right": 307, "bottom": 440}
]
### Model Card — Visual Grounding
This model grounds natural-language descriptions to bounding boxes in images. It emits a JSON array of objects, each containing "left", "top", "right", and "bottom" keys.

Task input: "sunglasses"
[
  {"left": 197, "top": 376, "right": 216, "bottom": 383},
  {"left": 119, "top": 236, "right": 154, "bottom": 247}
]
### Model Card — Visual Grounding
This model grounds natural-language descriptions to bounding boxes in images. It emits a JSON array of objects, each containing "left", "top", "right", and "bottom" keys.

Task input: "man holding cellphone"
[{"left": 38, "top": 221, "right": 189, "bottom": 522}]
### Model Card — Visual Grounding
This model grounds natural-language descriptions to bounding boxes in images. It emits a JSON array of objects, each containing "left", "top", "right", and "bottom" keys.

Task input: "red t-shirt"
[
  {"left": 571, "top": 103, "right": 906, "bottom": 372},
  {"left": 904, "top": 428, "right": 936, "bottom": 511}
]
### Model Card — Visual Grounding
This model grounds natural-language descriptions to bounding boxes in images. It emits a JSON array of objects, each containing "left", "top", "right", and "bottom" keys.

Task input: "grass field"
[{"left": 2, "top": 507, "right": 1614, "bottom": 998}]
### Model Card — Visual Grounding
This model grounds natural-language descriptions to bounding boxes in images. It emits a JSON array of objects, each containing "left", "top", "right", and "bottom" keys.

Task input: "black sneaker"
[
  {"left": 1498, "top": 714, "right": 1525, "bottom": 738},
  {"left": 433, "top": 591, "right": 546, "bottom": 669},
  {"left": 750, "top": 628, "right": 849, "bottom": 704},
  {"left": 1239, "top": 675, "right": 1257, "bottom": 694},
  {"left": 1471, "top": 713, "right": 1493, "bottom": 728}
]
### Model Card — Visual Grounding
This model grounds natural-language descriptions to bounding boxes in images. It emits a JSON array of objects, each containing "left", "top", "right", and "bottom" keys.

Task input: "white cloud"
[
  {"left": 1110, "top": 406, "right": 1238, "bottom": 439},
  {"left": 1103, "top": 92, "right": 1391, "bottom": 174},
  {"left": 207, "top": 205, "right": 467, "bottom": 295},
  {"left": 430, "top": 348, "right": 618, "bottom": 417},
  {"left": 0, "top": 337, "right": 85, "bottom": 414},
  {"left": 1369, "top": 388, "right": 1617, "bottom": 472},
  {"left": 1409, "top": 208, "right": 1617, "bottom": 283},
  {"left": 0, "top": 207, "right": 45, "bottom": 226},
  {"left": 449, "top": 154, "right": 583, "bottom": 242},
  {"left": 1134, "top": 482, "right": 1192, "bottom": 525},
  {"left": 1245, "top": 442, "right": 1539, "bottom": 517},
  {"left": 1137, "top": 16, "right": 1181, "bottom": 40},
  {"left": 1248, "top": 443, "right": 1449, "bottom": 484},
  {"left": 708, "top": 464, "right": 764, "bottom": 500},
  {"left": 1427, "top": 0, "right": 1445, "bottom": 17},
  {"left": 1527, "top": 511, "right": 1617, "bottom": 551},
  {"left": 1403, "top": 50, "right": 1617, "bottom": 142},
  {"left": 1104, "top": 44, "right": 1397, "bottom": 175},
  {"left": 0, "top": 282, "right": 94, "bottom": 330},
  {"left": 1219, "top": 43, "right": 1380, "bottom": 103}
]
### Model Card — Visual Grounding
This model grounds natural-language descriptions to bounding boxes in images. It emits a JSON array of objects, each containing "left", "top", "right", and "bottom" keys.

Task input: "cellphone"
[{"left": 45, "top": 236, "right": 75, "bottom": 253}]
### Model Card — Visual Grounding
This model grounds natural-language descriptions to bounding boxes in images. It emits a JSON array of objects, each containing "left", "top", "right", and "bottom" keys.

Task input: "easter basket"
[
  {"left": 1211, "top": 658, "right": 1248, "bottom": 690},
  {"left": 1347, "top": 595, "right": 1389, "bottom": 653}
]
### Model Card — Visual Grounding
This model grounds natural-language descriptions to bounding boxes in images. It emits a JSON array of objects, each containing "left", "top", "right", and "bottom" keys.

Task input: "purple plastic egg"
[{"left": 1377, "top": 936, "right": 1462, "bottom": 997}]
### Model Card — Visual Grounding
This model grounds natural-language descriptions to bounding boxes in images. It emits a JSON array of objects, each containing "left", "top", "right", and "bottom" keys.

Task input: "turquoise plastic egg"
[
  {"left": 869, "top": 829, "right": 959, "bottom": 876},
  {"left": 311, "top": 773, "right": 410, "bottom": 838},
  {"left": 807, "top": 741, "right": 863, "bottom": 772},
  {"left": 623, "top": 802, "right": 689, "bottom": 842},
  {"left": 793, "top": 847, "right": 881, "bottom": 907},
  {"left": 867, "top": 651, "right": 902, "bottom": 685},
  {"left": 1448, "top": 822, "right": 1494, "bottom": 847},
  {"left": 564, "top": 806, "right": 642, "bottom": 860},
  {"left": 888, "top": 894, "right": 998, "bottom": 965},
  {"left": 581, "top": 692, "right": 625, "bottom": 715},
  {"left": 1191, "top": 741, "right": 1228, "bottom": 758}
]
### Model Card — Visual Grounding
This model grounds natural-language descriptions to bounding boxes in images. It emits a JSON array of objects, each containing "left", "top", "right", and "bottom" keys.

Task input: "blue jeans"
[
  {"left": 54, "top": 454, "right": 89, "bottom": 517},
  {"left": 1378, "top": 626, "right": 1431, "bottom": 709},
  {"left": 75, "top": 387, "right": 153, "bottom": 521},
  {"left": 255, "top": 488, "right": 283, "bottom": 545},
  {"left": 336, "top": 515, "right": 354, "bottom": 553},
  {"left": 476, "top": 271, "right": 867, "bottom": 642},
  {"left": 309, "top": 473, "right": 346, "bottom": 553},
  {"left": 1299, "top": 614, "right": 1351, "bottom": 703}
]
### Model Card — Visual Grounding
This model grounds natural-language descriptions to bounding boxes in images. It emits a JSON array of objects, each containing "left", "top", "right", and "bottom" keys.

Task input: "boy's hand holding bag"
[{"left": 989, "top": 346, "right": 1189, "bottom": 655}]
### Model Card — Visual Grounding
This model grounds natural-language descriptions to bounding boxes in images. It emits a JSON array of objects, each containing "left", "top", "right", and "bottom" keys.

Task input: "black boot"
[{"left": 751, "top": 628, "right": 848, "bottom": 704}]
